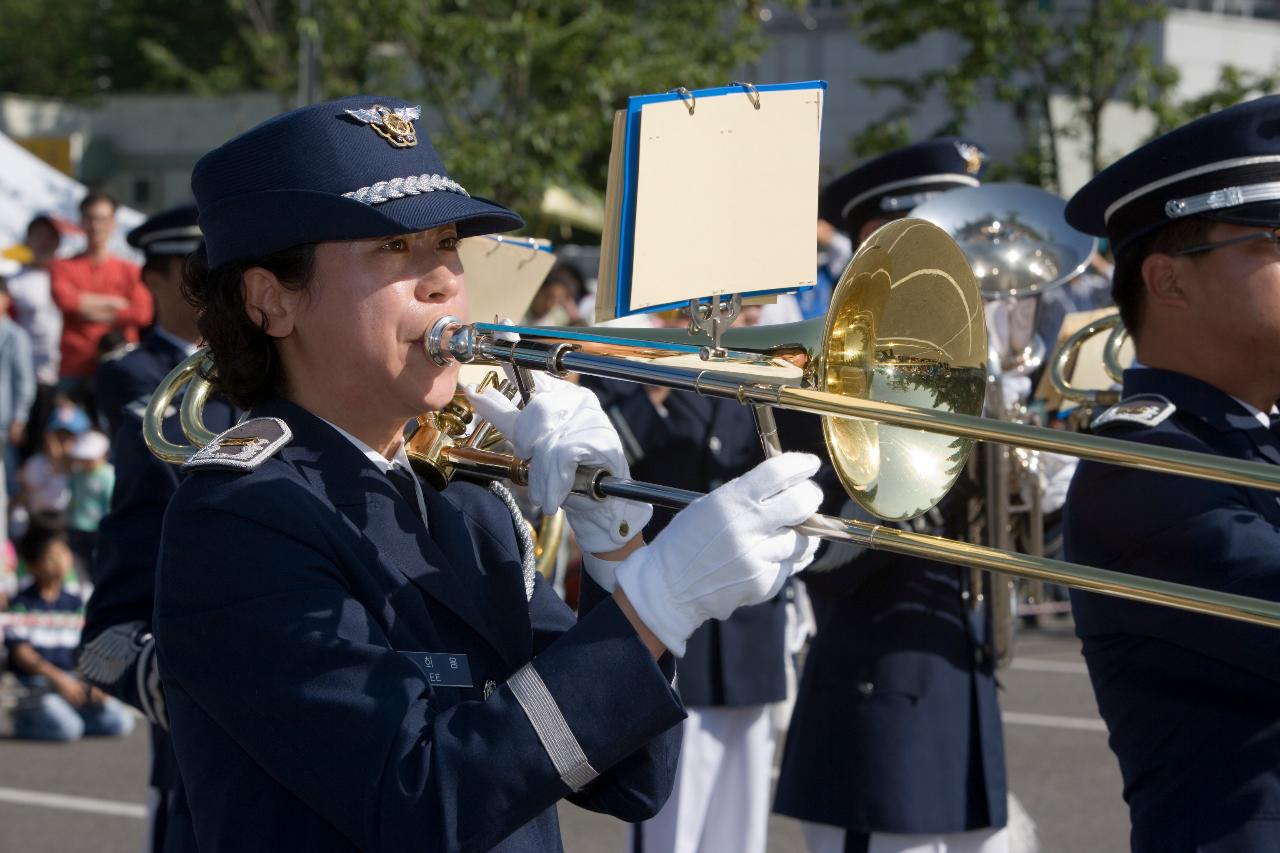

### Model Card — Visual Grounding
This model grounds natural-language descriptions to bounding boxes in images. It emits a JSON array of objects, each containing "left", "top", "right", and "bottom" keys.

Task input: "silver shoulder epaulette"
[
  {"left": 182, "top": 417, "right": 291, "bottom": 472},
  {"left": 1090, "top": 394, "right": 1176, "bottom": 430},
  {"left": 125, "top": 395, "right": 159, "bottom": 423}
]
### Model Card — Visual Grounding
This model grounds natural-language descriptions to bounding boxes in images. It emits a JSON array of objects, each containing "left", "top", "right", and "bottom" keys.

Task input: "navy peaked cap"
[
  {"left": 820, "top": 137, "right": 989, "bottom": 238},
  {"left": 127, "top": 204, "right": 202, "bottom": 258},
  {"left": 1066, "top": 95, "right": 1280, "bottom": 255},
  {"left": 192, "top": 95, "right": 524, "bottom": 267}
]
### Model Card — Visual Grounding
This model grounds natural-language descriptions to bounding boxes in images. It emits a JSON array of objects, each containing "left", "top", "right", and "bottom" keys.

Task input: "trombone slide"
[{"left": 438, "top": 444, "right": 1280, "bottom": 631}]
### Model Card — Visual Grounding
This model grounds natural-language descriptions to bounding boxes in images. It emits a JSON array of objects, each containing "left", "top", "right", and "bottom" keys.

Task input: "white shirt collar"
[
  {"left": 317, "top": 418, "right": 410, "bottom": 472},
  {"left": 1234, "top": 397, "right": 1278, "bottom": 430}
]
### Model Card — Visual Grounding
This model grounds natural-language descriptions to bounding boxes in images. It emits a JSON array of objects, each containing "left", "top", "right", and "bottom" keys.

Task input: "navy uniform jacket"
[
  {"left": 96, "top": 329, "right": 191, "bottom": 439},
  {"left": 773, "top": 499, "right": 1007, "bottom": 834},
  {"left": 586, "top": 380, "right": 788, "bottom": 708},
  {"left": 772, "top": 414, "right": 1006, "bottom": 834},
  {"left": 1065, "top": 368, "right": 1280, "bottom": 852},
  {"left": 154, "top": 397, "right": 685, "bottom": 853}
]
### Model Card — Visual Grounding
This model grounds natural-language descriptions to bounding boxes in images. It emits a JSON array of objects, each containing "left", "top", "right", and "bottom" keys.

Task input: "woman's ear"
[{"left": 242, "top": 267, "right": 299, "bottom": 338}]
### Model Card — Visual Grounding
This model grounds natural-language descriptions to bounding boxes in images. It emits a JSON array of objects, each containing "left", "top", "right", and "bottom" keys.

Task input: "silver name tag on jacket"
[{"left": 401, "top": 652, "right": 473, "bottom": 688}]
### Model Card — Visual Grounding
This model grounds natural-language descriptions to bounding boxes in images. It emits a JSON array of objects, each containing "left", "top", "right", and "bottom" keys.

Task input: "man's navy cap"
[
  {"left": 819, "top": 137, "right": 989, "bottom": 238},
  {"left": 127, "top": 204, "right": 202, "bottom": 259},
  {"left": 1066, "top": 95, "right": 1280, "bottom": 255},
  {"left": 192, "top": 95, "right": 525, "bottom": 267}
]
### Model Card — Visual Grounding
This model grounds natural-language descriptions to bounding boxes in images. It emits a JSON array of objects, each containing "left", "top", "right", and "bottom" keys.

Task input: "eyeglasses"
[{"left": 1169, "top": 227, "right": 1280, "bottom": 258}]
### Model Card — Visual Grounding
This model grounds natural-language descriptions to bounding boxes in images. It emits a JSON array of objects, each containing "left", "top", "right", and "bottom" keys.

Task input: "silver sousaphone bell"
[
  {"left": 913, "top": 182, "right": 1098, "bottom": 385},
  {"left": 912, "top": 183, "right": 1099, "bottom": 662}
]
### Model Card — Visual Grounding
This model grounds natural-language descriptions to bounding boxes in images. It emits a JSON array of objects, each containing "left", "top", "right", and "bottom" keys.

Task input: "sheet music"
[{"left": 594, "top": 82, "right": 824, "bottom": 321}]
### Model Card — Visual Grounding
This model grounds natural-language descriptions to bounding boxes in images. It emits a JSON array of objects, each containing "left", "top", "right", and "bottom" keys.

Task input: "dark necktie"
[{"left": 386, "top": 464, "right": 424, "bottom": 522}]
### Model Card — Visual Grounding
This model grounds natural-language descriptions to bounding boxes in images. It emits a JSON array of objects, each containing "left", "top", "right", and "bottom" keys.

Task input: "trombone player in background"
[
  {"left": 774, "top": 139, "right": 1012, "bottom": 853},
  {"left": 1064, "top": 95, "right": 1280, "bottom": 851},
  {"left": 149, "top": 96, "right": 823, "bottom": 853}
]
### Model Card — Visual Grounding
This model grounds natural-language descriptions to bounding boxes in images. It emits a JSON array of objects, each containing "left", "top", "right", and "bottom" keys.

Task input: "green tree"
[
  {"left": 1143, "top": 64, "right": 1280, "bottom": 134},
  {"left": 0, "top": 0, "right": 102, "bottom": 98},
  {"left": 0, "top": 0, "right": 786, "bottom": 225},
  {"left": 385, "top": 1, "right": 778, "bottom": 217},
  {"left": 849, "top": 0, "right": 1175, "bottom": 190}
]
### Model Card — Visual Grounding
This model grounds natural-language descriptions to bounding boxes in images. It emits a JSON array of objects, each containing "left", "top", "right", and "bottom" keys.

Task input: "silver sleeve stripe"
[
  {"left": 343, "top": 173, "right": 470, "bottom": 205},
  {"left": 507, "top": 664, "right": 598, "bottom": 791},
  {"left": 136, "top": 636, "right": 168, "bottom": 730}
]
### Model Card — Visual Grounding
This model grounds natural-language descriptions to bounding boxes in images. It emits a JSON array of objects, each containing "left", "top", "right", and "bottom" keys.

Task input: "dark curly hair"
[{"left": 182, "top": 243, "right": 317, "bottom": 409}]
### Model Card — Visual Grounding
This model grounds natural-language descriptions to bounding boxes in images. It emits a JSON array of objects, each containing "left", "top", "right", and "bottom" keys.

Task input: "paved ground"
[{"left": 0, "top": 619, "right": 1128, "bottom": 852}]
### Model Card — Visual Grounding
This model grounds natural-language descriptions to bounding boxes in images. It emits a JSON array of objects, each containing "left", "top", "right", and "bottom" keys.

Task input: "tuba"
[
  {"left": 1049, "top": 311, "right": 1131, "bottom": 412},
  {"left": 898, "top": 184, "right": 1099, "bottom": 661}
]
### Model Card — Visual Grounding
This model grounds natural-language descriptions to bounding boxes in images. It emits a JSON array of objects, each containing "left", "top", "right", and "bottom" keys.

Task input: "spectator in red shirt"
[{"left": 49, "top": 194, "right": 154, "bottom": 404}]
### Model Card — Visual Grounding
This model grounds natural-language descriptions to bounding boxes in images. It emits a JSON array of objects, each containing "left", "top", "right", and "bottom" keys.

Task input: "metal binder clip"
[
  {"left": 731, "top": 81, "right": 762, "bottom": 110},
  {"left": 668, "top": 86, "right": 697, "bottom": 115},
  {"left": 688, "top": 294, "right": 742, "bottom": 359}
]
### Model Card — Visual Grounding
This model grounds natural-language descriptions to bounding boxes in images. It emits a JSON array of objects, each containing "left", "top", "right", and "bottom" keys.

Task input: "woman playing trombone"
[{"left": 151, "top": 95, "right": 822, "bottom": 853}]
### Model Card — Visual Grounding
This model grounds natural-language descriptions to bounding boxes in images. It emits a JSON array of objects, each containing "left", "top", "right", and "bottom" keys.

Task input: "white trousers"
[
  {"left": 801, "top": 821, "right": 1012, "bottom": 853},
  {"left": 631, "top": 704, "right": 776, "bottom": 853}
]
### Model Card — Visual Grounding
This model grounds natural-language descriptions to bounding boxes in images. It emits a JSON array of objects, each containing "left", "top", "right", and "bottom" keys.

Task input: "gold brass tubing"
[
  {"left": 825, "top": 517, "right": 1280, "bottom": 630},
  {"left": 144, "top": 353, "right": 206, "bottom": 464},
  {"left": 534, "top": 510, "right": 566, "bottom": 579},
  {"left": 774, "top": 385, "right": 1280, "bottom": 493},
  {"left": 180, "top": 365, "right": 219, "bottom": 447},
  {"left": 444, "top": 446, "right": 531, "bottom": 485},
  {"left": 1048, "top": 313, "right": 1123, "bottom": 405},
  {"left": 1103, "top": 320, "right": 1129, "bottom": 384}
]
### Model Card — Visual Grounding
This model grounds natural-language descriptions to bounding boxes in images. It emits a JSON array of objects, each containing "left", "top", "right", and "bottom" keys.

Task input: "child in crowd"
[
  {"left": 3, "top": 516, "right": 132, "bottom": 741},
  {"left": 13, "top": 402, "right": 88, "bottom": 541},
  {"left": 66, "top": 430, "right": 113, "bottom": 574}
]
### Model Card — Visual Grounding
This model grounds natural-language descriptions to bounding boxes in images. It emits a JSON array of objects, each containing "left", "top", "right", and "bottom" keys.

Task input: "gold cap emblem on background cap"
[
  {"left": 955, "top": 141, "right": 986, "bottom": 175},
  {"left": 344, "top": 104, "right": 422, "bottom": 148}
]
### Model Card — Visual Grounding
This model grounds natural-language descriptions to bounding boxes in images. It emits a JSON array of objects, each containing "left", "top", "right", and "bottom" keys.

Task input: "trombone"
[{"left": 144, "top": 219, "right": 1280, "bottom": 629}]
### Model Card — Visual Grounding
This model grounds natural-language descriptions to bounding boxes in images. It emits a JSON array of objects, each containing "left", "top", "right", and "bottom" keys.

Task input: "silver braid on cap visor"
[
  {"left": 1164, "top": 181, "right": 1280, "bottom": 219},
  {"left": 343, "top": 173, "right": 471, "bottom": 205}
]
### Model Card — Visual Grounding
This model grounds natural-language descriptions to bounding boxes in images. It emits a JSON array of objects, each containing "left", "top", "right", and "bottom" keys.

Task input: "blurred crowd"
[{"left": 1, "top": 194, "right": 151, "bottom": 743}]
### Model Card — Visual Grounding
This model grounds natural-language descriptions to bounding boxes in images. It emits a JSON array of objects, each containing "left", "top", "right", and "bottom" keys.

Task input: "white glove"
[
  {"left": 465, "top": 372, "right": 652, "bottom": 558},
  {"left": 615, "top": 452, "right": 822, "bottom": 656}
]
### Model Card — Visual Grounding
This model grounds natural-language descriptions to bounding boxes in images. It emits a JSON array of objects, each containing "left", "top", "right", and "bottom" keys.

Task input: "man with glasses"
[{"left": 1063, "top": 95, "right": 1280, "bottom": 851}]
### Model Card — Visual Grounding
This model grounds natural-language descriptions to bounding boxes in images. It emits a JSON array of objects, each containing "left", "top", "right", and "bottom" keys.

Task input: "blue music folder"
[{"left": 597, "top": 81, "right": 826, "bottom": 322}]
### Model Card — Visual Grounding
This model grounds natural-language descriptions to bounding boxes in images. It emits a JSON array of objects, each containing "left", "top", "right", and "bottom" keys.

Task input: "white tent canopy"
[{"left": 0, "top": 130, "right": 144, "bottom": 259}]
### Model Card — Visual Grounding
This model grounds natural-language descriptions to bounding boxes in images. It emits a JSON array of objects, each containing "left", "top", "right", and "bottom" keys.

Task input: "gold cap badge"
[
  {"left": 345, "top": 104, "right": 422, "bottom": 148},
  {"left": 955, "top": 141, "right": 986, "bottom": 175}
]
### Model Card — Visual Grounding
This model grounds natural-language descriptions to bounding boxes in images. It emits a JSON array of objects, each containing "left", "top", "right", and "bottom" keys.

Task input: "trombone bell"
[{"left": 819, "top": 218, "right": 987, "bottom": 520}]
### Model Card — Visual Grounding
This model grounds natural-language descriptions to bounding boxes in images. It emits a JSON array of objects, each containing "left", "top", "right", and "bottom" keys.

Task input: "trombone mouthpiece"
[{"left": 426, "top": 316, "right": 477, "bottom": 366}]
